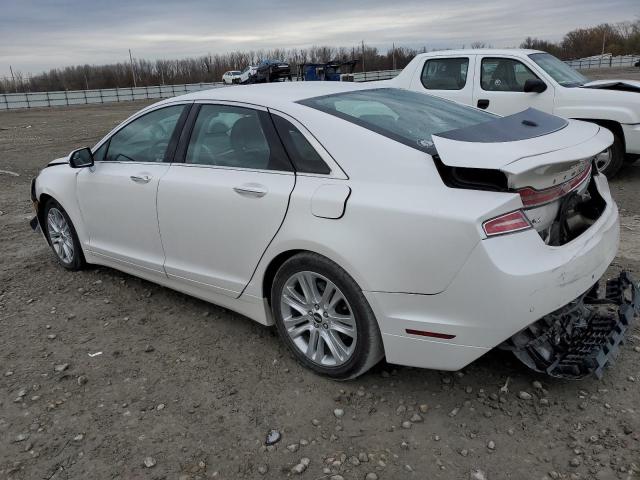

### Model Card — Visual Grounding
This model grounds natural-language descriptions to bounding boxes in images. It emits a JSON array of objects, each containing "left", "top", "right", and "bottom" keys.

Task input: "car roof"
[
  {"left": 416, "top": 48, "right": 543, "bottom": 57},
  {"left": 158, "top": 82, "right": 378, "bottom": 111}
]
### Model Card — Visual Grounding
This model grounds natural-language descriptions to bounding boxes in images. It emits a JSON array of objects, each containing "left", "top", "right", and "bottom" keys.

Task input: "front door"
[
  {"left": 473, "top": 56, "right": 555, "bottom": 115},
  {"left": 157, "top": 103, "right": 295, "bottom": 297},
  {"left": 77, "top": 104, "right": 187, "bottom": 273}
]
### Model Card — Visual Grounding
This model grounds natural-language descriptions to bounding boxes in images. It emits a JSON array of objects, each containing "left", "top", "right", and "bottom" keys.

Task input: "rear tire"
[
  {"left": 271, "top": 252, "right": 384, "bottom": 380},
  {"left": 595, "top": 132, "right": 624, "bottom": 178},
  {"left": 43, "top": 199, "right": 86, "bottom": 271}
]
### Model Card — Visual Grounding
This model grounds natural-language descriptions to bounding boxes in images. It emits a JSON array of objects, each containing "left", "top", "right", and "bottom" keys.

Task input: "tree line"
[
  {"left": 520, "top": 20, "right": 640, "bottom": 59},
  {"left": 1, "top": 45, "right": 419, "bottom": 94},
  {"left": 2, "top": 20, "right": 639, "bottom": 94}
]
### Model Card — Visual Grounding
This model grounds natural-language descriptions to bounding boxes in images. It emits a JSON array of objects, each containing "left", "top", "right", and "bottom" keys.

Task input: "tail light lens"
[
  {"left": 483, "top": 210, "right": 532, "bottom": 237},
  {"left": 517, "top": 163, "right": 592, "bottom": 208}
]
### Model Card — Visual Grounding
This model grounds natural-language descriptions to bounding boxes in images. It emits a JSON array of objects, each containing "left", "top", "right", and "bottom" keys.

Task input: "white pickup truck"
[{"left": 391, "top": 49, "right": 640, "bottom": 177}]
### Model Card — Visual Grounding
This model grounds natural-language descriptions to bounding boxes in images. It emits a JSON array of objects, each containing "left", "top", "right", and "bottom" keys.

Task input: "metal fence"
[
  {"left": 351, "top": 69, "right": 402, "bottom": 82},
  {"left": 0, "top": 82, "right": 228, "bottom": 110},
  {"left": 565, "top": 55, "right": 640, "bottom": 70}
]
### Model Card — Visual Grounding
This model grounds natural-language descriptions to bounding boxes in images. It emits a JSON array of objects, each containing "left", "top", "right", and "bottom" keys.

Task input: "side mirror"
[
  {"left": 68, "top": 147, "right": 94, "bottom": 169},
  {"left": 524, "top": 78, "right": 547, "bottom": 93}
]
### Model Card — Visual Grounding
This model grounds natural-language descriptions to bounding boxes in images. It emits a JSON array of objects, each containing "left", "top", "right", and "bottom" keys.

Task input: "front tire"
[
  {"left": 595, "top": 133, "right": 624, "bottom": 178},
  {"left": 271, "top": 253, "right": 384, "bottom": 380},
  {"left": 43, "top": 199, "right": 85, "bottom": 271}
]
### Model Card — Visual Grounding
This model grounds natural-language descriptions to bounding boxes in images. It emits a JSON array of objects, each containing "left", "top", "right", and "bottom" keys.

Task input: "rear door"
[
  {"left": 412, "top": 56, "right": 475, "bottom": 106},
  {"left": 157, "top": 102, "right": 295, "bottom": 297},
  {"left": 473, "top": 55, "right": 555, "bottom": 115}
]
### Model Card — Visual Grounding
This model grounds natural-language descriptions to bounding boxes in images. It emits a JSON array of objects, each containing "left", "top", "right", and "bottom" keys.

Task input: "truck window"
[
  {"left": 481, "top": 58, "right": 540, "bottom": 92},
  {"left": 421, "top": 58, "right": 469, "bottom": 90}
]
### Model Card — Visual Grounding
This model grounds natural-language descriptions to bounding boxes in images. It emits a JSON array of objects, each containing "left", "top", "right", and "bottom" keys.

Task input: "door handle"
[
  {"left": 130, "top": 175, "right": 151, "bottom": 184},
  {"left": 233, "top": 183, "right": 267, "bottom": 198},
  {"left": 477, "top": 99, "right": 490, "bottom": 109}
]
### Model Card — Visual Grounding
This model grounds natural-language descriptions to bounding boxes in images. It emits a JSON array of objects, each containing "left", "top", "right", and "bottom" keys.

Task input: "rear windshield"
[{"left": 298, "top": 88, "right": 495, "bottom": 153}]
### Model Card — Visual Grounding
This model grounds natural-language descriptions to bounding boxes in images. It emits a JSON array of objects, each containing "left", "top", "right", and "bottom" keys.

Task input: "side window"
[
  {"left": 481, "top": 58, "right": 540, "bottom": 92},
  {"left": 105, "top": 105, "right": 184, "bottom": 162},
  {"left": 421, "top": 58, "right": 469, "bottom": 90},
  {"left": 185, "top": 105, "right": 291, "bottom": 171},
  {"left": 272, "top": 115, "right": 330, "bottom": 174}
]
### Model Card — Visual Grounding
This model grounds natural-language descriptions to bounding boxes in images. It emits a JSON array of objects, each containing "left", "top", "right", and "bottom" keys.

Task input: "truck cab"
[{"left": 391, "top": 49, "right": 640, "bottom": 177}]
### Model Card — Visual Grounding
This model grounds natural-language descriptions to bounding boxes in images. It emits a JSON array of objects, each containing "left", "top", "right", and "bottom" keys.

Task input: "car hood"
[
  {"left": 580, "top": 79, "right": 640, "bottom": 92},
  {"left": 432, "top": 109, "right": 612, "bottom": 175}
]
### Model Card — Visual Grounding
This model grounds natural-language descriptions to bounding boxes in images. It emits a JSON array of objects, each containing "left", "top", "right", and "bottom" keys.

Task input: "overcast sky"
[{"left": 1, "top": 0, "right": 637, "bottom": 77}]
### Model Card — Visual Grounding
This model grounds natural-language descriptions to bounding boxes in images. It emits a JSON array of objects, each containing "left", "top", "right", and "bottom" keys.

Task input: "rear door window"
[
  {"left": 185, "top": 104, "right": 292, "bottom": 171},
  {"left": 421, "top": 58, "right": 469, "bottom": 90},
  {"left": 272, "top": 115, "right": 330, "bottom": 174}
]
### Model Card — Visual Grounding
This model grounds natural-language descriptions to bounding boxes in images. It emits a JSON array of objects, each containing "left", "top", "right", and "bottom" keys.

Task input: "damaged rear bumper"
[{"left": 503, "top": 271, "right": 639, "bottom": 379}]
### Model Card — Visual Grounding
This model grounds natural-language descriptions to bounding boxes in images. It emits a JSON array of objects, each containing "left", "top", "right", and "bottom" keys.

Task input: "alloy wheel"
[
  {"left": 47, "top": 207, "right": 74, "bottom": 263},
  {"left": 280, "top": 271, "right": 357, "bottom": 367}
]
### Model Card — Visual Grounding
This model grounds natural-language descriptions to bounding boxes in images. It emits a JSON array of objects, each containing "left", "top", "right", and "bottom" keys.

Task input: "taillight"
[
  {"left": 483, "top": 210, "right": 532, "bottom": 237},
  {"left": 517, "top": 163, "right": 592, "bottom": 208}
]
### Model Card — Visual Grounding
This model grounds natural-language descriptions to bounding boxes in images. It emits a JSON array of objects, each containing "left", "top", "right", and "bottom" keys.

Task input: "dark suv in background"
[{"left": 254, "top": 59, "right": 291, "bottom": 82}]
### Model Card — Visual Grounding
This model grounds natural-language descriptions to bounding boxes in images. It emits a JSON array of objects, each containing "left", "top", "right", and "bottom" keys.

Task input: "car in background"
[
  {"left": 391, "top": 49, "right": 640, "bottom": 177},
  {"left": 30, "top": 83, "right": 637, "bottom": 380},
  {"left": 222, "top": 70, "right": 241, "bottom": 84},
  {"left": 239, "top": 65, "right": 258, "bottom": 84},
  {"left": 254, "top": 59, "right": 291, "bottom": 83}
]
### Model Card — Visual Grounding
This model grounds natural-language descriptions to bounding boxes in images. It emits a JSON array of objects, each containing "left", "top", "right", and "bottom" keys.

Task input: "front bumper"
[
  {"left": 365, "top": 175, "right": 622, "bottom": 372},
  {"left": 622, "top": 123, "right": 640, "bottom": 154},
  {"left": 30, "top": 176, "right": 41, "bottom": 232}
]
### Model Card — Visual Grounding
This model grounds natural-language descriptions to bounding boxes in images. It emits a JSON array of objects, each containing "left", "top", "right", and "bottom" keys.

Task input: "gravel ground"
[{"left": 1, "top": 90, "right": 639, "bottom": 480}]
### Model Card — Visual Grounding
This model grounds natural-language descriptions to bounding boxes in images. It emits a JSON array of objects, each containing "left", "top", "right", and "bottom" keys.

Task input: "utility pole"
[
  {"left": 129, "top": 49, "right": 137, "bottom": 87},
  {"left": 361, "top": 40, "right": 365, "bottom": 72},
  {"left": 601, "top": 30, "right": 606, "bottom": 56},
  {"left": 9, "top": 65, "right": 17, "bottom": 92},
  {"left": 392, "top": 42, "right": 396, "bottom": 70}
]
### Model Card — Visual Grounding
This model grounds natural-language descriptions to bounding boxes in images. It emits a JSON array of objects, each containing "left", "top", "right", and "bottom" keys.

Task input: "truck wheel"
[{"left": 595, "top": 133, "right": 624, "bottom": 178}]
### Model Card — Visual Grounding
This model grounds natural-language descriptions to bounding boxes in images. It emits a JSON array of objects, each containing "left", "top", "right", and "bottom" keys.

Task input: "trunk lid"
[{"left": 432, "top": 109, "right": 613, "bottom": 244}]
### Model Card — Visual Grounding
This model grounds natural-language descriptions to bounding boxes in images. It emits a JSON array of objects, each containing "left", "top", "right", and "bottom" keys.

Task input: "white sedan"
[
  {"left": 221, "top": 70, "right": 241, "bottom": 84},
  {"left": 31, "top": 83, "right": 638, "bottom": 379}
]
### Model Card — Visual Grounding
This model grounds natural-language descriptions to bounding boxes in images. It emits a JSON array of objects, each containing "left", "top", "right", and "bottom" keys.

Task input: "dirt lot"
[{"left": 1, "top": 89, "right": 639, "bottom": 480}]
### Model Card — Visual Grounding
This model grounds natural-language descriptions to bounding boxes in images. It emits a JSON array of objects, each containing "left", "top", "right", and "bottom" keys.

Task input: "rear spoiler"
[{"left": 436, "top": 108, "right": 567, "bottom": 143}]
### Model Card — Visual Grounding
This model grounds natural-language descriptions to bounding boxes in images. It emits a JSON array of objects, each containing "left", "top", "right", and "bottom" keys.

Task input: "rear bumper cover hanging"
[{"left": 503, "top": 271, "right": 639, "bottom": 379}]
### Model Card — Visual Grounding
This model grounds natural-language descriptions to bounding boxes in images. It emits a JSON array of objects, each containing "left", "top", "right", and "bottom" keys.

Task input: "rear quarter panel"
[{"left": 245, "top": 115, "right": 523, "bottom": 297}]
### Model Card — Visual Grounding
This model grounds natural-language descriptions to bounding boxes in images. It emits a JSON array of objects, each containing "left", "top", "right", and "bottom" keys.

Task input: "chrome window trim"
[{"left": 166, "top": 162, "right": 295, "bottom": 176}]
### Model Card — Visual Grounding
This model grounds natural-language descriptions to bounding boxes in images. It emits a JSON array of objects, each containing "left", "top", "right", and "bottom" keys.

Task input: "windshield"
[
  {"left": 298, "top": 88, "right": 495, "bottom": 153},
  {"left": 529, "top": 53, "right": 588, "bottom": 87}
]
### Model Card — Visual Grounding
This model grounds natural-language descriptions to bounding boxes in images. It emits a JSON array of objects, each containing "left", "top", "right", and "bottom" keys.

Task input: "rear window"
[
  {"left": 298, "top": 88, "right": 494, "bottom": 153},
  {"left": 421, "top": 57, "right": 469, "bottom": 90}
]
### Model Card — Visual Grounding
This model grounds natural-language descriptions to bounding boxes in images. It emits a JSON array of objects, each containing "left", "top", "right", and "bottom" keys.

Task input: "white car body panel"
[
  {"left": 157, "top": 164, "right": 295, "bottom": 297},
  {"left": 77, "top": 161, "right": 170, "bottom": 273},
  {"left": 33, "top": 82, "right": 622, "bottom": 373},
  {"left": 392, "top": 49, "right": 640, "bottom": 154}
]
